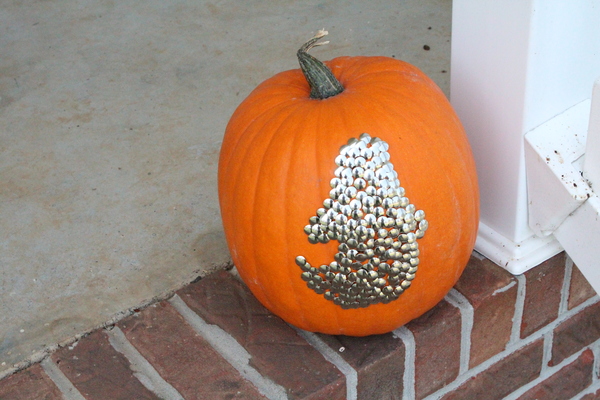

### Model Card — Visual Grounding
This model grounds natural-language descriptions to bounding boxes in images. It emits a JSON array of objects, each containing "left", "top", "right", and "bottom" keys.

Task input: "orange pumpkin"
[{"left": 218, "top": 30, "right": 479, "bottom": 336}]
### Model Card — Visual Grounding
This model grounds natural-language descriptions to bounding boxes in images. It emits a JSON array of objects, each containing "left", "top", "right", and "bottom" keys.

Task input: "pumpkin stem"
[{"left": 297, "top": 30, "right": 344, "bottom": 99}]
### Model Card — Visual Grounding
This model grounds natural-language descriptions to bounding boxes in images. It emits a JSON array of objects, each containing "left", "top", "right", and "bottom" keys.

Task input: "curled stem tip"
[{"left": 297, "top": 29, "right": 344, "bottom": 99}]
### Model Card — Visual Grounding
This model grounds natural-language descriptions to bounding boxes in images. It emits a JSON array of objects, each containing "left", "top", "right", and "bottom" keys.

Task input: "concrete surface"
[{"left": 0, "top": 0, "right": 451, "bottom": 372}]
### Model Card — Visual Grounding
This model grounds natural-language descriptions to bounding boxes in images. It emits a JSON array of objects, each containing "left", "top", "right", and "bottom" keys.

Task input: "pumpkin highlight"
[{"left": 218, "top": 30, "right": 479, "bottom": 336}]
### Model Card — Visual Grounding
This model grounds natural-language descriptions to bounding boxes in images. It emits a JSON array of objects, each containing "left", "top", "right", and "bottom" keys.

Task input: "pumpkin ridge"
[
  {"left": 310, "top": 104, "right": 345, "bottom": 330},
  {"left": 245, "top": 101, "right": 318, "bottom": 314},
  {"left": 281, "top": 107, "right": 319, "bottom": 330},
  {"left": 220, "top": 96, "right": 302, "bottom": 173},
  {"left": 335, "top": 70, "right": 445, "bottom": 109},
  {"left": 222, "top": 99, "right": 304, "bottom": 189},
  {"left": 220, "top": 101, "right": 307, "bottom": 286},
  {"left": 326, "top": 56, "right": 423, "bottom": 88},
  {"left": 271, "top": 101, "right": 326, "bottom": 329}
]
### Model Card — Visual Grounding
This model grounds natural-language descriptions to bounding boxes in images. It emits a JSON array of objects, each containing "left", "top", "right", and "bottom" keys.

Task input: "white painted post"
[
  {"left": 451, "top": 0, "right": 600, "bottom": 274},
  {"left": 584, "top": 79, "right": 600, "bottom": 188}
]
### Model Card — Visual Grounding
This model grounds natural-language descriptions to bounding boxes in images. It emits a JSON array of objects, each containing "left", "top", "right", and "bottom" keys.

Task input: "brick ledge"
[{"left": 1, "top": 252, "right": 599, "bottom": 399}]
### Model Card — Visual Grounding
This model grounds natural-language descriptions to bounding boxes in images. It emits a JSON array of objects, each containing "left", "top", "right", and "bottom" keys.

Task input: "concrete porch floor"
[{"left": 1, "top": 0, "right": 453, "bottom": 376}]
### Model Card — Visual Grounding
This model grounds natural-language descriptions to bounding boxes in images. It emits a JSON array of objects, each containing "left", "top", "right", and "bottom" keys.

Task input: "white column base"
[{"left": 475, "top": 221, "right": 563, "bottom": 275}]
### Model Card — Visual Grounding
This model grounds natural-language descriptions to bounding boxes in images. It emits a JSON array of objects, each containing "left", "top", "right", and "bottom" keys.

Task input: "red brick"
[
  {"left": 441, "top": 338, "right": 544, "bottom": 400},
  {"left": 317, "top": 333, "right": 405, "bottom": 399},
  {"left": 455, "top": 255, "right": 518, "bottom": 367},
  {"left": 516, "top": 349, "right": 594, "bottom": 400},
  {"left": 51, "top": 330, "right": 159, "bottom": 400},
  {"left": 521, "top": 253, "right": 566, "bottom": 338},
  {"left": 552, "top": 301, "right": 600, "bottom": 365},
  {"left": 178, "top": 271, "right": 346, "bottom": 399},
  {"left": 406, "top": 299, "right": 461, "bottom": 399},
  {"left": 0, "top": 364, "right": 62, "bottom": 400},
  {"left": 569, "top": 262, "right": 598, "bottom": 310},
  {"left": 119, "top": 301, "right": 267, "bottom": 400}
]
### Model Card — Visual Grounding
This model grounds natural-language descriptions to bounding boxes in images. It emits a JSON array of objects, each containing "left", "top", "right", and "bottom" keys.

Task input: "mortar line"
[
  {"left": 393, "top": 326, "right": 416, "bottom": 400},
  {"left": 106, "top": 326, "right": 184, "bottom": 400},
  {"left": 571, "top": 379, "right": 600, "bottom": 400},
  {"left": 293, "top": 328, "right": 358, "bottom": 400},
  {"left": 509, "top": 274, "right": 527, "bottom": 344},
  {"left": 505, "top": 337, "right": 600, "bottom": 400},
  {"left": 168, "top": 295, "right": 288, "bottom": 400},
  {"left": 541, "top": 330, "right": 554, "bottom": 375},
  {"left": 445, "top": 288, "right": 474, "bottom": 375},
  {"left": 491, "top": 279, "right": 517, "bottom": 296},
  {"left": 559, "top": 255, "right": 574, "bottom": 315},
  {"left": 40, "top": 358, "right": 86, "bottom": 400},
  {"left": 592, "top": 337, "right": 600, "bottom": 382},
  {"left": 423, "top": 295, "right": 600, "bottom": 400}
]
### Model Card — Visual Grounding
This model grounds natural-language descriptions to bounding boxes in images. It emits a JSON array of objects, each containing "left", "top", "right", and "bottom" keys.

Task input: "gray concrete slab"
[{"left": 0, "top": 0, "right": 451, "bottom": 372}]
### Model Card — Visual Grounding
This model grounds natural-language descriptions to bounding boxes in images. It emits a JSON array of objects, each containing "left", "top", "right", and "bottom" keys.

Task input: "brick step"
[{"left": 1, "top": 253, "right": 599, "bottom": 399}]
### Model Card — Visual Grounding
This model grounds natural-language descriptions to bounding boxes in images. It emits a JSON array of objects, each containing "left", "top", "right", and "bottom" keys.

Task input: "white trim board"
[
  {"left": 524, "top": 83, "right": 600, "bottom": 294},
  {"left": 475, "top": 221, "right": 563, "bottom": 275}
]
